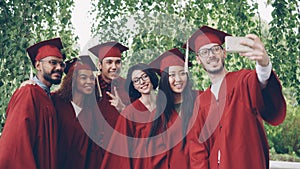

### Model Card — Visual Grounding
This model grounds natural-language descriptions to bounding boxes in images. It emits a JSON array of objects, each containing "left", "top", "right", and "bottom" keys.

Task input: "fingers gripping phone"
[{"left": 225, "top": 36, "right": 254, "bottom": 53}]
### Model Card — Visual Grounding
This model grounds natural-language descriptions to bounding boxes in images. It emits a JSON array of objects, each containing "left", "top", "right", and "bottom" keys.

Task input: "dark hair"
[
  {"left": 54, "top": 68, "right": 98, "bottom": 107},
  {"left": 149, "top": 67, "right": 196, "bottom": 149},
  {"left": 125, "top": 63, "right": 159, "bottom": 102}
]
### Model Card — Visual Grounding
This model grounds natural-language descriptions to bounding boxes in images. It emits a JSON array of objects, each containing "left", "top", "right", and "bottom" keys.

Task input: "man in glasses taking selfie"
[
  {"left": 185, "top": 26, "right": 286, "bottom": 169},
  {"left": 0, "top": 38, "right": 65, "bottom": 169}
]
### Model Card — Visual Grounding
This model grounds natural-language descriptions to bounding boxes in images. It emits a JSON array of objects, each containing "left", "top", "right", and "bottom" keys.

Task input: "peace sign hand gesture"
[{"left": 106, "top": 86, "right": 126, "bottom": 112}]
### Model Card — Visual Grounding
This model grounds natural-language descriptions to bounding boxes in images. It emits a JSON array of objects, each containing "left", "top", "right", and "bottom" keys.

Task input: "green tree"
[
  {"left": 90, "top": 0, "right": 300, "bottom": 158},
  {"left": 0, "top": 0, "right": 78, "bottom": 132}
]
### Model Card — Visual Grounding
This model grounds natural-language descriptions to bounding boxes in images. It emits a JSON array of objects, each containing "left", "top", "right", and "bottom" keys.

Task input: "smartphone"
[{"left": 225, "top": 36, "right": 254, "bottom": 53}]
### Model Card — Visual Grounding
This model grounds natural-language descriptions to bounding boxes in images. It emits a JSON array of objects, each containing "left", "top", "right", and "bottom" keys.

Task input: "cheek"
[
  {"left": 168, "top": 77, "right": 173, "bottom": 84},
  {"left": 76, "top": 79, "right": 83, "bottom": 87}
]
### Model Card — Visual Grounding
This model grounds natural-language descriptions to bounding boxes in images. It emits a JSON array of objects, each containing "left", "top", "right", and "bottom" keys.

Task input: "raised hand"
[{"left": 106, "top": 86, "right": 125, "bottom": 112}]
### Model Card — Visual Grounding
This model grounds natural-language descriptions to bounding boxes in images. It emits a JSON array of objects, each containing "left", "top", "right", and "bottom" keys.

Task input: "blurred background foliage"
[{"left": 1, "top": 0, "right": 299, "bottom": 160}]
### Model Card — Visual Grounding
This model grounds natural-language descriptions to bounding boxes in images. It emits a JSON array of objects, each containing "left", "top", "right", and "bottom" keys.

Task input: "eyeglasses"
[
  {"left": 132, "top": 74, "right": 149, "bottom": 85},
  {"left": 197, "top": 45, "right": 223, "bottom": 58},
  {"left": 40, "top": 59, "right": 66, "bottom": 68}
]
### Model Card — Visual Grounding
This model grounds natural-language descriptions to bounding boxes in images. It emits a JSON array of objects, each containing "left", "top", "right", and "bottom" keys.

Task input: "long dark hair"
[
  {"left": 149, "top": 67, "right": 196, "bottom": 149},
  {"left": 125, "top": 63, "right": 159, "bottom": 103}
]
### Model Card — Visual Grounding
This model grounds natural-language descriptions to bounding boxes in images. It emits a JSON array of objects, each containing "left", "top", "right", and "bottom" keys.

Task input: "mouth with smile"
[
  {"left": 140, "top": 83, "right": 149, "bottom": 90},
  {"left": 52, "top": 72, "right": 62, "bottom": 78},
  {"left": 173, "top": 83, "right": 184, "bottom": 89}
]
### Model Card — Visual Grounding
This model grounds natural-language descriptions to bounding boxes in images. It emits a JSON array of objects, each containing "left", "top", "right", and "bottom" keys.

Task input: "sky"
[{"left": 71, "top": 0, "right": 274, "bottom": 53}]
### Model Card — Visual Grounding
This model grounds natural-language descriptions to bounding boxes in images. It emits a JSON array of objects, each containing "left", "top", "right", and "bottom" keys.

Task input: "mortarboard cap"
[
  {"left": 88, "top": 41, "right": 128, "bottom": 61},
  {"left": 64, "top": 55, "right": 97, "bottom": 74},
  {"left": 26, "top": 37, "right": 65, "bottom": 66},
  {"left": 149, "top": 48, "right": 192, "bottom": 75},
  {"left": 184, "top": 26, "right": 231, "bottom": 53}
]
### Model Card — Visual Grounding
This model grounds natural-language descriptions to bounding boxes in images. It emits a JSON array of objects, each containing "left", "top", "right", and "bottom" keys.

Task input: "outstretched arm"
[{"left": 239, "top": 34, "right": 272, "bottom": 89}]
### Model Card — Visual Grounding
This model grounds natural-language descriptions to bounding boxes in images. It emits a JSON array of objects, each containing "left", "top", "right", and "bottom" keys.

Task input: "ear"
[
  {"left": 196, "top": 55, "right": 202, "bottom": 65},
  {"left": 223, "top": 49, "right": 227, "bottom": 58},
  {"left": 35, "top": 61, "right": 41, "bottom": 71},
  {"left": 98, "top": 61, "right": 102, "bottom": 71}
]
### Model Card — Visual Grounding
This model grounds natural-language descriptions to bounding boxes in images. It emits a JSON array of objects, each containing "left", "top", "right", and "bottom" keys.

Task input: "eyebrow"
[
  {"left": 104, "top": 59, "right": 121, "bottom": 62},
  {"left": 132, "top": 73, "right": 146, "bottom": 79}
]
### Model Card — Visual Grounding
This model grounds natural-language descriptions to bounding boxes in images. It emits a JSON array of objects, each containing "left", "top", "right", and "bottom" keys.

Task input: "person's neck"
[
  {"left": 36, "top": 74, "right": 51, "bottom": 88},
  {"left": 101, "top": 74, "right": 112, "bottom": 84},
  {"left": 72, "top": 92, "right": 84, "bottom": 108},
  {"left": 139, "top": 90, "right": 156, "bottom": 112},
  {"left": 174, "top": 93, "right": 182, "bottom": 104},
  {"left": 208, "top": 68, "right": 228, "bottom": 85}
]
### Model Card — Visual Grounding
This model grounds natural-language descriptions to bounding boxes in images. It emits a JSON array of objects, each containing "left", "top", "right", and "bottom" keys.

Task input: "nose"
[
  {"left": 86, "top": 78, "right": 93, "bottom": 84},
  {"left": 111, "top": 62, "right": 117, "bottom": 70},
  {"left": 139, "top": 78, "right": 145, "bottom": 85},
  {"left": 54, "top": 64, "right": 64, "bottom": 72},
  {"left": 207, "top": 49, "right": 215, "bottom": 58},
  {"left": 174, "top": 74, "right": 182, "bottom": 81}
]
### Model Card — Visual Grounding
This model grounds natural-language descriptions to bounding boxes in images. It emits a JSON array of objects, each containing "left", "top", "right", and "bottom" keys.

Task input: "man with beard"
[
  {"left": 185, "top": 26, "right": 286, "bottom": 169},
  {"left": 0, "top": 38, "right": 65, "bottom": 169}
]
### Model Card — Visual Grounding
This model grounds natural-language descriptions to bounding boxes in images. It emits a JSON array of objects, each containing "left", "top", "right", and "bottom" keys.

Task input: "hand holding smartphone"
[{"left": 225, "top": 36, "right": 254, "bottom": 53}]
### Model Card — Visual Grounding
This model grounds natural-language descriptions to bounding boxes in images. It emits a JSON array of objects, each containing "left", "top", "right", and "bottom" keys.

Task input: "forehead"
[
  {"left": 132, "top": 69, "right": 145, "bottom": 78},
  {"left": 168, "top": 65, "right": 184, "bottom": 72},
  {"left": 42, "top": 56, "right": 64, "bottom": 61},
  {"left": 77, "top": 69, "right": 94, "bottom": 76},
  {"left": 102, "top": 57, "right": 121, "bottom": 62},
  {"left": 199, "top": 43, "right": 219, "bottom": 50}
]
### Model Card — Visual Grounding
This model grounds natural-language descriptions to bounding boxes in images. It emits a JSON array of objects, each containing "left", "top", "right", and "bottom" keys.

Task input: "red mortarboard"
[
  {"left": 88, "top": 41, "right": 128, "bottom": 61},
  {"left": 64, "top": 55, "right": 97, "bottom": 74},
  {"left": 26, "top": 38, "right": 65, "bottom": 66},
  {"left": 184, "top": 26, "right": 231, "bottom": 53},
  {"left": 149, "top": 48, "right": 192, "bottom": 74}
]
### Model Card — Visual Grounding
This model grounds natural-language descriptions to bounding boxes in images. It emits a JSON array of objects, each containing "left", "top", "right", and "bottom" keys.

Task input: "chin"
[{"left": 51, "top": 79, "right": 62, "bottom": 85}]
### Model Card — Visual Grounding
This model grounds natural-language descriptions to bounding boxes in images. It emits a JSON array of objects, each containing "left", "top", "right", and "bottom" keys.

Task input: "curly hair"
[
  {"left": 54, "top": 69, "right": 99, "bottom": 106},
  {"left": 54, "top": 69, "right": 74, "bottom": 102}
]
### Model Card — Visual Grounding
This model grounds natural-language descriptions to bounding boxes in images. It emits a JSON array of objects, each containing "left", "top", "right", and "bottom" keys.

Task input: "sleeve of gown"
[
  {"left": 0, "top": 86, "right": 38, "bottom": 169},
  {"left": 246, "top": 70, "right": 286, "bottom": 126},
  {"left": 187, "top": 96, "right": 209, "bottom": 169},
  {"left": 260, "top": 71, "right": 286, "bottom": 125}
]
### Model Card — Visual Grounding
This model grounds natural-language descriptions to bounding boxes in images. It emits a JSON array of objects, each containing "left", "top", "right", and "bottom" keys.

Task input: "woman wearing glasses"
[{"left": 100, "top": 63, "right": 159, "bottom": 169}]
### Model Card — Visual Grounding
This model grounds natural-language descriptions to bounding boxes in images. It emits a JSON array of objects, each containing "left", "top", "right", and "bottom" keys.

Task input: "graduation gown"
[
  {"left": 100, "top": 99, "right": 152, "bottom": 169},
  {"left": 0, "top": 85, "right": 58, "bottom": 169},
  {"left": 150, "top": 111, "right": 189, "bottom": 169},
  {"left": 97, "top": 76, "right": 131, "bottom": 169},
  {"left": 52, "top": 94, "right": 103, "bottom": 169},
  {"left": 188, "top": 69, "right": 286, "bottom": 169},
  {"left": 97, "top": 76, "right": 130, "bottom": 128}
]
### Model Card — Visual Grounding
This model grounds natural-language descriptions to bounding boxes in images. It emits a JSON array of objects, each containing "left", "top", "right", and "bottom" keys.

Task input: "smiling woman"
[{"left": 51, "top": 55, "right": 103, "bottom": 169}]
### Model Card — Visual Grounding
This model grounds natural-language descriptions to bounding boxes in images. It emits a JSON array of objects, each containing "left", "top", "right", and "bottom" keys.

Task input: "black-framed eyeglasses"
[
  {"left": 197, "top": 45, "right": 223, "bottom": 58},
  {"left": 40, "top": 59, "right": 66, "bottom": 68},
  {"left": 132, "top": 74, "right": 149, "bottom": 85}
]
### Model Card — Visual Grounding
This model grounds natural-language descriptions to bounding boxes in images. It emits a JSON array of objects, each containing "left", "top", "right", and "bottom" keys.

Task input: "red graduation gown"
[
  {"left": 52, "top": 94, "right": 103, "bottom": 169},
  {"left": 97, "top": 76, "right": 131, "bottom": 169},
  {"left": 97, "top": 76, "right": 130, "bottom": 128},
  {"left": 114, "top": 99, "right": 154, "bottom": 169},
  {"left": 150, "top": 110, "right": 190, "bottom": 169},
  {"left": 188, "top": 69, "right": 286, "bottom": 169},
  {"left": 0, "top": 85, "right": 58, "bottom": 169}
]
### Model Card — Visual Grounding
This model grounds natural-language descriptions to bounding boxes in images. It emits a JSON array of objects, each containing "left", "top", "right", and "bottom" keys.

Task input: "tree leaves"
[{"left": 0, "top": 0, "right": 78, "bottom": 128}]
